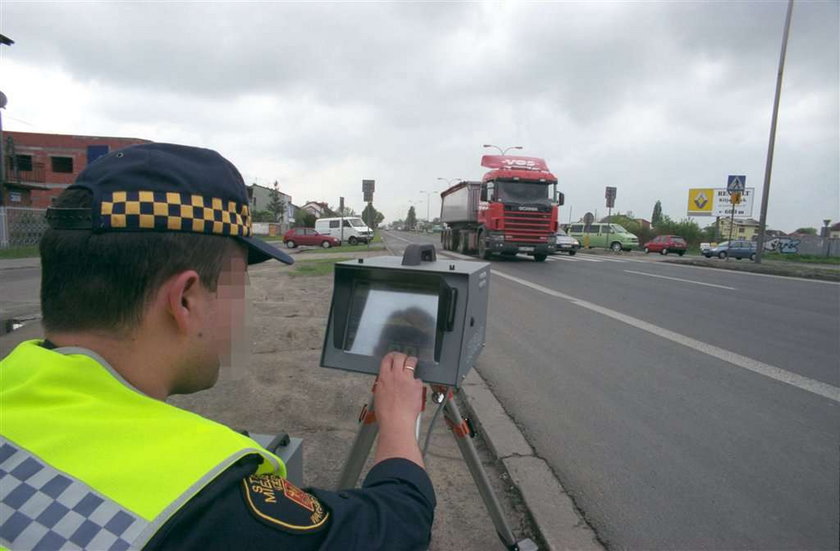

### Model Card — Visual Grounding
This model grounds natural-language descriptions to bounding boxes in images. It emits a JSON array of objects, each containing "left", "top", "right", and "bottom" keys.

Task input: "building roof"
[{"left": 6, "top": 130, "right": 151, "bottom": 148}]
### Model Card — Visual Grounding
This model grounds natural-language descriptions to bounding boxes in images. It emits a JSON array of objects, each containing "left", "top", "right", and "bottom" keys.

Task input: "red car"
[
  {"left": 643, "top": 235, "right": 687, "bottom": 256},
  {"left": 283, "top": 228, "right": 340, "bottom": 249}
]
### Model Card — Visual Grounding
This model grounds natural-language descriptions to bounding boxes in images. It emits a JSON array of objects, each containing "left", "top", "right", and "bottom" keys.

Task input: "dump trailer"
[{"left": 440, "top": 155, "right": 562, "bottom": 262}]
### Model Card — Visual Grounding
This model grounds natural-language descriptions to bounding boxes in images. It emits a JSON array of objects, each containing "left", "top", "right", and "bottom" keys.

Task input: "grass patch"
[
  {"left": 763, "top": 252, "right": 840, "bottom": 265},
  {"left": 308, "top": 243, "right": 386, "bottom": 254},
  {"left": 0, "top": 246, "right": 39, "bottom": 259},
  {"left": 289, "top": 257, "right": 352, "bottom": 277}
]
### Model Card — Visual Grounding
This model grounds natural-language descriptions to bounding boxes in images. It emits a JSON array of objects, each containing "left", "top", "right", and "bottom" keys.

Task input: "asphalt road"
[
  {"left": 382, "top": 231, "right": 839, "bottom": 551},
  {"left": 0, "top": 264, "right": 41, "bottom": 322}
]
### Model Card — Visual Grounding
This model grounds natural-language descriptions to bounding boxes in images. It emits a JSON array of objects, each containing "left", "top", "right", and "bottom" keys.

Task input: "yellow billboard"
[{"left": 687, "top": 188, "right": 714, "bottom": 215}]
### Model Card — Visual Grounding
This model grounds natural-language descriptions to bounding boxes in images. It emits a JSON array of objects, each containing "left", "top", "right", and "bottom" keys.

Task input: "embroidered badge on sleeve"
[{"left": 241, "top": 474, "right": 330, "bottom": 534}]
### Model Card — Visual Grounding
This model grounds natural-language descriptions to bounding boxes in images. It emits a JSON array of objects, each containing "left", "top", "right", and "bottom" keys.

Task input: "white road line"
[
  {"left": 578, "top": 256, "right": 625, "bottom": 263},
  {"left": 572, "top": 256, "right": 604, "bottom": 263},
  {"left": 491, "top": 270, "right": 840, "bottom": 404},
  {"left": 548, "top": 256, "right": 580, "bottom": 262},
  {"left": 653, "top": 261, "right": 840, "bottom": 286},
  {"left": 624, "top": 270, "right": 737, "bottom": 290}
]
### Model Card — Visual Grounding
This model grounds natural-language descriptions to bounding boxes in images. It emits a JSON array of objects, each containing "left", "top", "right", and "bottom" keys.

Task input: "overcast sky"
[{"left": 2, "top": 1, "right": 837, "bottom": 231}]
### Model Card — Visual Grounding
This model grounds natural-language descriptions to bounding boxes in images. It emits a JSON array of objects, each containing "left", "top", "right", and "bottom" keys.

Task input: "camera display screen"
[{"left": 344, "top": 281, "right": 439, "bottom": 361}]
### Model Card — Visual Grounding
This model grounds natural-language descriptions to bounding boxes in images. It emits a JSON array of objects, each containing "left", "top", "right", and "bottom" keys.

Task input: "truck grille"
[{"left": 503, "top": 211, "right": 553, "bottom": 243}]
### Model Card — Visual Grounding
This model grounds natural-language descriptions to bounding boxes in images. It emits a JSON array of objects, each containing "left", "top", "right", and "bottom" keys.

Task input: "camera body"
[{"left": 320, "top": 247, "right": 490, "bottom": 387}]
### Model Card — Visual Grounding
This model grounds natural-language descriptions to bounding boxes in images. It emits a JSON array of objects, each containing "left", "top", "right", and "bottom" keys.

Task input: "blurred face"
[{"left": 178, "top": 245, "right": 249, "bottom": 393}]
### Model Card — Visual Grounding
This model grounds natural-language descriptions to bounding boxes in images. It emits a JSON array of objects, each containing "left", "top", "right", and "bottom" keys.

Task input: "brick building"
[{"left": 2, "top": 131, "right": 150, "bottom": 207}]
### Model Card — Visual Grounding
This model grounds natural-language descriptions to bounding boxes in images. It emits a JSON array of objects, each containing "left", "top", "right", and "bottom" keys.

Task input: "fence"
[
  {"left": 0, "top": 207, "right": 49, "bottom": 248},
  {"left": 761, "top": 234, "right": 840, "bottom": 257}
]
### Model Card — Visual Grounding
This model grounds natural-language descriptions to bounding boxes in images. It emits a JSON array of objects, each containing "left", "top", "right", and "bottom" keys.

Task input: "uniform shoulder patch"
[{"left": 241, "top": 474, "right": 330, "bottom": 534}]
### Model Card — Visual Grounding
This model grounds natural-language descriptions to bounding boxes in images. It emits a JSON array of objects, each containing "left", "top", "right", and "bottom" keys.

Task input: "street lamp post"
[
  {"left": 483, "top": 144, "right": 523, "bottom": 156},
  {"left": 419, "top": 191, "right": 432, "bottom": 222}
]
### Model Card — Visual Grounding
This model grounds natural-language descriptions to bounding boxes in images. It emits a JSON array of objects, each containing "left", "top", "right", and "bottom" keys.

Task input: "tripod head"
[{"left": 320, "top": 245, "right": 490, "bottom": 388}]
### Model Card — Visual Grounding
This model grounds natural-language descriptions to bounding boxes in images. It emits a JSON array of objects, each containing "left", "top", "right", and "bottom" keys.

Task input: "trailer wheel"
[
  {"left": 459, "top": 233, "right": 470, "bottom": 255},
  {"left": 534, "top": 254, "right": 548, "bottom": 262}
]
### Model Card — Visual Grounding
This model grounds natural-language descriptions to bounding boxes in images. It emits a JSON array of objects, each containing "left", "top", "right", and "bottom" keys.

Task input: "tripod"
[{"left": 336, "top": 383, "right": 538, "bottom": 551}]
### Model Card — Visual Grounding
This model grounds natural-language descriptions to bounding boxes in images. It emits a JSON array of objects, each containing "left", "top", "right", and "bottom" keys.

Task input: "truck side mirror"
[
  {"left": 555, "top": 192, "right": 565, "bottom": 206},
  {"left": 480, "top": 186, "right": 488, "bottom": 201}
]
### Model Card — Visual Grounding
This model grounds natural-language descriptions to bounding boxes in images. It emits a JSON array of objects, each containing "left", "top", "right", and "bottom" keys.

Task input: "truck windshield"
[
  {"left": 496, "top": 181, "right": 550, "bottom": 203},
  {"left": 611, "top": 224, "right": 629, "bottom": 233},
  {"left": 349, "top": 219, "right": 366, "bottom": 227}
]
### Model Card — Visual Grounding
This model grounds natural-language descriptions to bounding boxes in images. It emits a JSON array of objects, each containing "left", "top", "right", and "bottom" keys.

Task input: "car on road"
[
  {"left": 704, "top": 240, "right": 757, "bottom": 260},
  {"left": 643, "top": 235, "right": 687, "bottom": 256},
  {"left": 314, "top": 216, "right": 374, "bottom": 245},
  {"left": 567, "top": 223, "right": 639, "bottom": 251},
  {"left": 283, "top": 227, "right": 341, "bottom": 249},
  {"left": 552, "top": 229, "right": 580, "bottom": 255}
]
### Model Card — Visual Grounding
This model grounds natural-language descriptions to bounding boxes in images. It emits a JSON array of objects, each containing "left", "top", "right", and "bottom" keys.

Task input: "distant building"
[
  {"left": 301, "top": 201, "right": 336, "bottom": 219},
  {"left": 718, "top": 217, "right": 761, "bottom": 240},
  {"left": 2, "top": 131, "right": 151, "bottom": 208},
  {"left": 829, "top": 222, "right": 840, "bottom": 239},
  {"left": 247, "top": 183, "right": 293, "bottom": 229}
]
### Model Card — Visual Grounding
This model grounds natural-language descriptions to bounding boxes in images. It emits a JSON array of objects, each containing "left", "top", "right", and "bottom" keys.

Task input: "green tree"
[
  {"left": 794, "top": 227, "right": 817, "bottom": 235},
  {"left": 406, "top": 206, "right": 417, "bottom": 230},
  {"left": 651, "top": 200, "right": 663, "bottom": 226},
  {"left": 252, "top": 211, "right": 275, "bottom": 223},
  {"left": 267, "top": 181, "right": 286, "bottom": 223},
  {"left": 654, "top": 216, "right": 703, "bottom": 246},
  {"left": 362, "top": 203, "right": 384, "bottom": 228},
  {"left": 294, "top": 210, "right": 316, "bottom": 228}
]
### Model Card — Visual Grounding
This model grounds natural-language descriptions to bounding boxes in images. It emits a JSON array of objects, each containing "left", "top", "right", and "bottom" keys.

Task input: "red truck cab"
[{"left": 440, "top": 155, "right": 562, "bottom": 262}]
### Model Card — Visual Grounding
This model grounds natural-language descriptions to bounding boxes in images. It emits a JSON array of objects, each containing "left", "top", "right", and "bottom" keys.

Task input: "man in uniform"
[{"left": 0, "top": 143, "right": 434, "bottom": 550}]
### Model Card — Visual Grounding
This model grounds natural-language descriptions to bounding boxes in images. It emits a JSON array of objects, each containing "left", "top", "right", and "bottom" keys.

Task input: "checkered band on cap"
[
  {"left": 100, "top": 190, "right": 252, "bottom": 237},
  {"left": 0, "top": 438, "right": 147, "bottom": 551}
]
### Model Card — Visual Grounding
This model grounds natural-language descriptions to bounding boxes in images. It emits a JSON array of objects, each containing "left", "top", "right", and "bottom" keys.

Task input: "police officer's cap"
[{"left": 46, "top": 142, "right": 293, "bottom": 265}]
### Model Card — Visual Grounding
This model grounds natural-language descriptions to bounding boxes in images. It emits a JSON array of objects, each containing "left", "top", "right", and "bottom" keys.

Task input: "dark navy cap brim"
[{"left": 239, "top": 236, "right": 294, "bottom": 265}]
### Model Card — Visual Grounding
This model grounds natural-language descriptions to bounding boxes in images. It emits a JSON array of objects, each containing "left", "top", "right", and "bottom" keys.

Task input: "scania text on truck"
[{"left": 440, "top": 155, "right": 562, "bottom": 262}]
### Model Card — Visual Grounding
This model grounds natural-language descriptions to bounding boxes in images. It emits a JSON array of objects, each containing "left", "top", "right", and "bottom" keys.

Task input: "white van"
[{"left": 314, "top": 217, "right": 374, "bottom": 245}]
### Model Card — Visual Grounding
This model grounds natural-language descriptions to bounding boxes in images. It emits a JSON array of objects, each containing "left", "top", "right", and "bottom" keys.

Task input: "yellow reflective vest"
[{"left": 0, "top": 340, "right": 285, "bottom": 550}]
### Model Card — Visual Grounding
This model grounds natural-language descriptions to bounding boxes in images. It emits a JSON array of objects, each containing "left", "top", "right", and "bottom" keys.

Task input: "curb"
[
  {"left": 461, "top": 370, "right": 603, "bottom": 551},
  {"left": 382, "top": 235, "right": 604, "bottom": 550}
]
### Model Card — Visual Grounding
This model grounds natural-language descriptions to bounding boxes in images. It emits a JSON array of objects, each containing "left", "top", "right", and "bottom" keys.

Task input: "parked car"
[
  {"left": 283, "top": 227, "right": 341, "bottom": 249},
  {"left": 643, "top": 235, "right": 687, "bottom": 256},
  {"left": 314, "top": 216, "right": 374, "bottom": 245},
  {"left": 704, "top": 240, "right": 757, "bottom": 260},
  {"left": 567, "top": 223, "right": 639, "bottom": 251},
  {"left": 552, "top": 229, "right": 580, "bottom": 255}
]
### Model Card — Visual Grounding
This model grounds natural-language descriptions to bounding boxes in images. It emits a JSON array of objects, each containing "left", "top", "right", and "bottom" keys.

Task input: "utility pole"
[{"left": 755, "top": 0, "right": 794, "bottom": 264}]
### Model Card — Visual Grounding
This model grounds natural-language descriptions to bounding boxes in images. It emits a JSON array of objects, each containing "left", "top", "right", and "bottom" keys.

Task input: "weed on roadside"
[{"left": 289, "top": 257, "right": 352, "bottom": 277}]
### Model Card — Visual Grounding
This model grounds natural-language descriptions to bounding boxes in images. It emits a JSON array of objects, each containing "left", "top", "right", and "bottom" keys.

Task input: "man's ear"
[{"left": 163, "top": 271, "right": 205, "bottom": 335}]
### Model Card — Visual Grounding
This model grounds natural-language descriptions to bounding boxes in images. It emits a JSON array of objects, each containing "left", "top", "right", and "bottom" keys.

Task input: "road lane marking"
[
  {"left": 578, "top": 256, "right": 624, "bottom": 263},
  {"left": 491, "top": 269, "right": 840, "bottom": 403},
  {"left": 624, "top": 270, "right": 737, "bottom": 290},
  {"left": 548, "top": 256, "right": 580, "bottom": 262},
  {"left": 654, "top": 261, "right": 840, "bottom": 286}
]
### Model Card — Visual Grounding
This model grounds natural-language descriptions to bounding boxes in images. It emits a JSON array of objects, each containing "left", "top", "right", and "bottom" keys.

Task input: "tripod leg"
[
  {"left": 336, "top": 395, "right": 379, "bottom": 490},
  {"left": 443, "top": 394, "right": 521, "bottom": 549}
]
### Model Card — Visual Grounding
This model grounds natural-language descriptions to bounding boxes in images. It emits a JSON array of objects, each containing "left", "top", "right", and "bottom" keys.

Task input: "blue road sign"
[{"left": 727, "top": 175, "right": 746, "bottom": 194}]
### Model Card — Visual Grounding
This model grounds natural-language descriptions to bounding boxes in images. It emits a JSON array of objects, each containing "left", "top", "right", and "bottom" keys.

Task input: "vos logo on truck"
[
  {"left": 518, "top": 206, "right": 539, "bottom": 212},
  {"left": 502, "top": 159, "right": 537, "bottom": 168}
]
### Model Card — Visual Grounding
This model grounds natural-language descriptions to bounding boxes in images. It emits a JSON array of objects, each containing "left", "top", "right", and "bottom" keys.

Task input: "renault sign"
[
  {"left": 687, "top": 188, "right": 714, "bottom": 215},
  {"left": 688, "top": 188, "right": 755, "bottom": 217}
]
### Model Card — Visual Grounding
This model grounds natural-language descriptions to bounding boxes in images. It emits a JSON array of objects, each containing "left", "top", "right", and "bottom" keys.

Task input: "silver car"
[{"left": 552, "top": 229, "right": 581, "bottom": 255}]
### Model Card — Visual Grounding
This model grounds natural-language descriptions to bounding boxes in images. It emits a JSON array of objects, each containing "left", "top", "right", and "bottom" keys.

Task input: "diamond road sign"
[
  {"left": 727, "top": 175, "right": 746, "bottom": 194},
  {"left": 687, "top": 188, "right": 714, "bottom": 215}
]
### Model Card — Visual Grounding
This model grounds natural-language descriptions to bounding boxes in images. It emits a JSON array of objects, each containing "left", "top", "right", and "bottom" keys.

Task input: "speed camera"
[{"left": 320, "top": 245, "right": 490, "bottom": 387}]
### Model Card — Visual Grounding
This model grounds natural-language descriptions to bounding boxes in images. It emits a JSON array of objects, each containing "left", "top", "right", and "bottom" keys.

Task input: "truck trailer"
[{"left": 440, "top": 155, "right": 562, "bottom": 262}]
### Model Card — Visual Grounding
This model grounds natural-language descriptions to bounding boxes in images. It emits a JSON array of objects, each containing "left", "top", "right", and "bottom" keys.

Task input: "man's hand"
[{"left": 373, "top": 352, "right": 425, "bottom": 468}]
